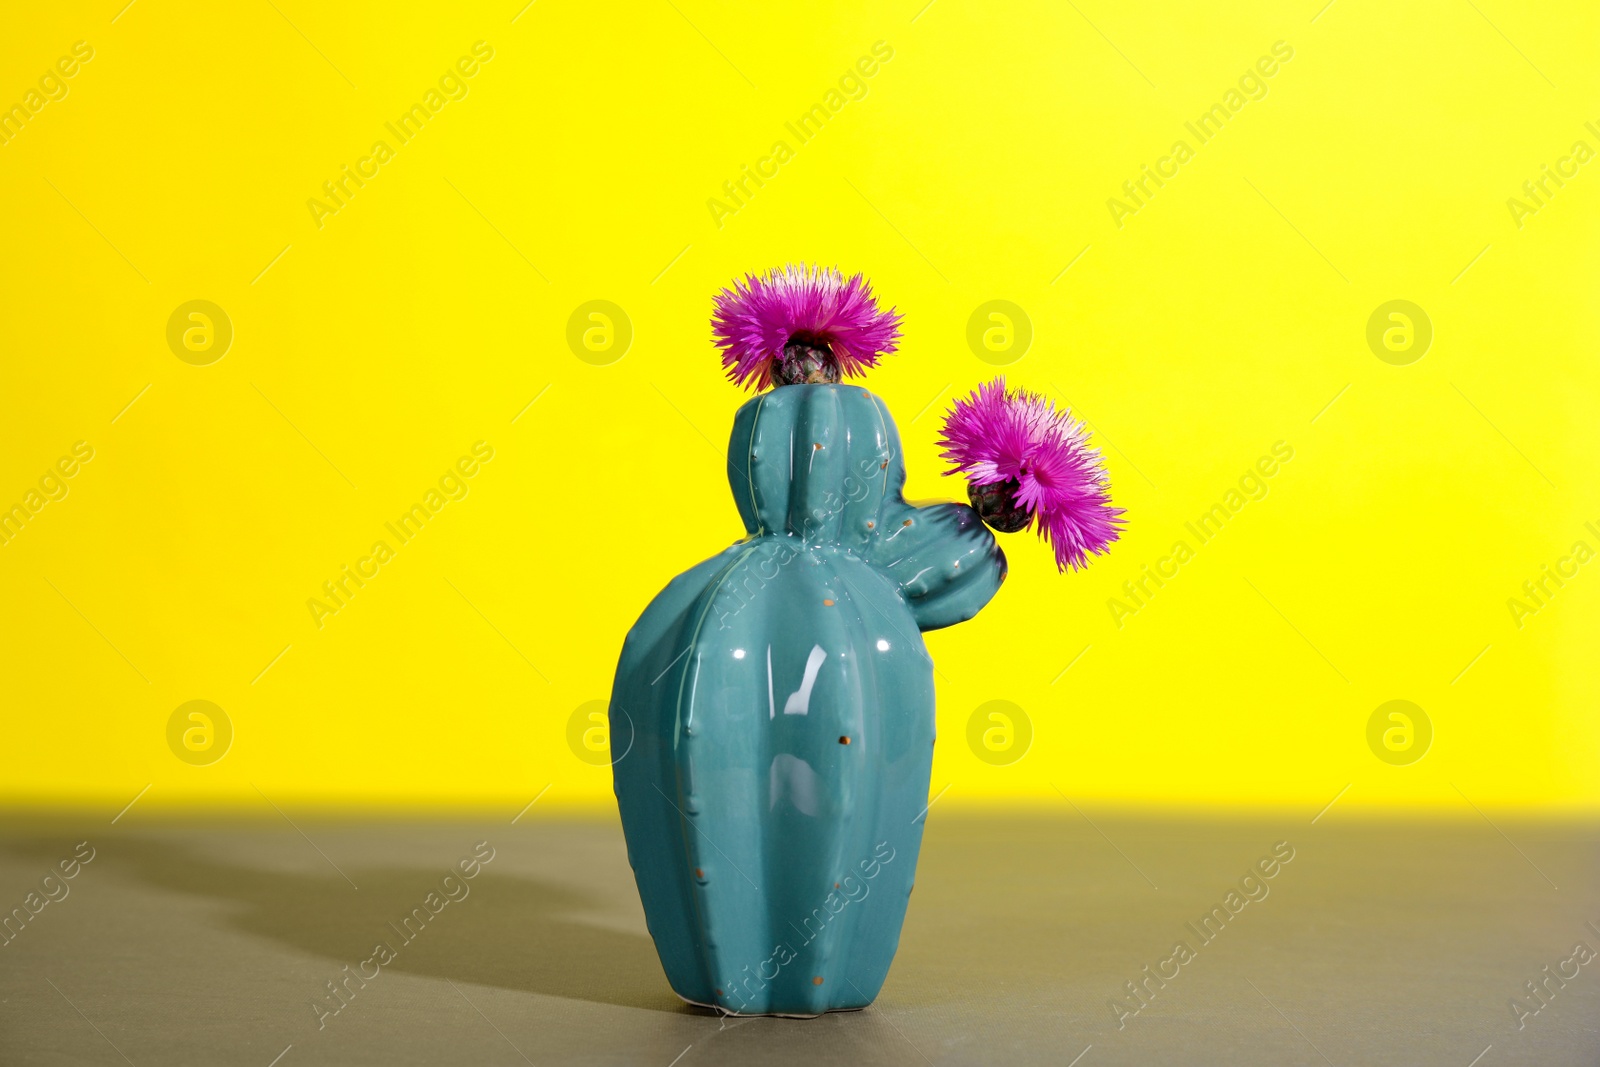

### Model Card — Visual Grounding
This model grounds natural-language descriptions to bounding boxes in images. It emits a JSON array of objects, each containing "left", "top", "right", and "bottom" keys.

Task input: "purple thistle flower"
[
  {"left": 938, "top": 377, "right": 1125, "bottom": 572},
  {"left": 711, "top": 265, "right": 903, "bottom": 390}
]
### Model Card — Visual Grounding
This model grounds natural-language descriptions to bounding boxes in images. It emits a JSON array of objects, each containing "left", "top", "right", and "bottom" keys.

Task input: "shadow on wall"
[{"left": 3, "top": 834, "right": 687, "bottom": 1014}]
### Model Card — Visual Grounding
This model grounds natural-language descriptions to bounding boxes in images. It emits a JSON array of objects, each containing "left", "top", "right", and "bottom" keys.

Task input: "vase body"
[{"left": 609, "top": 384, "right": 1004, "bottom": 1016}]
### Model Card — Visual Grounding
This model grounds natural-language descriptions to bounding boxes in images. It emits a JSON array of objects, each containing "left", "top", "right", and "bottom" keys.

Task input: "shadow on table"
[{"left": 3, "top": 834, "right": 692, "bottom": 1015}]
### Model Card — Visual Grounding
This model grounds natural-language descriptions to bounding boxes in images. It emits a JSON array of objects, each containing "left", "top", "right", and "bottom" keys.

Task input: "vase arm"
[{"left": 871, "top": 501, "right": 1006, "bottom": 631}]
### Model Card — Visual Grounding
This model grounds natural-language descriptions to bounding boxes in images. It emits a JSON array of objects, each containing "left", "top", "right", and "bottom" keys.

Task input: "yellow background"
[{"left": 1, "top": 0, "right": 1595, "bottom": 815}]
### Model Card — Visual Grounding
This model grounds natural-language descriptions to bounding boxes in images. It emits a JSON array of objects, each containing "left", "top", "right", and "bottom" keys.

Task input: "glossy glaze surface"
[{"left": 609, "top": 384, "right": 1005, "bottom": 1016}]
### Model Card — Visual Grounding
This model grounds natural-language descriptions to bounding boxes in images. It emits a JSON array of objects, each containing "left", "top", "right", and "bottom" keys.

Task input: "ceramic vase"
[{"left": 609, "top": 383, "right": 1005, "bottom": 1016}]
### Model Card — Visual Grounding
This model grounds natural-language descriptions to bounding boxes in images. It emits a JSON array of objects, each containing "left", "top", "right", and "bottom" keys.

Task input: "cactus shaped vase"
[{"left": 609, "top": 382, "right": 1006, "bottom": 1016}]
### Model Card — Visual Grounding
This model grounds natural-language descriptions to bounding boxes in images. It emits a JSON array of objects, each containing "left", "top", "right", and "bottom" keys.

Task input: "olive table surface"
[{"left": 1, "top": 811, "right": 1595, "bottom": 1066}]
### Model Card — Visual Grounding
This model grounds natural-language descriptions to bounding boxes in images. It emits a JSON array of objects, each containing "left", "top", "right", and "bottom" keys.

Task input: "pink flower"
[
  {"left": 711, "top": 265, "right": 903, "bottom": 390},
  {"left": 939, "top": 377, "right": 1125, "bottom": 572}
]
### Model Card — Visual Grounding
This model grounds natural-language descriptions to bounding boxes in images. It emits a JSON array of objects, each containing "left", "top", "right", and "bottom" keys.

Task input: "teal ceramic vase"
[{"left": 609, "top": 383, "right": 1006, "bottom": 1016}]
